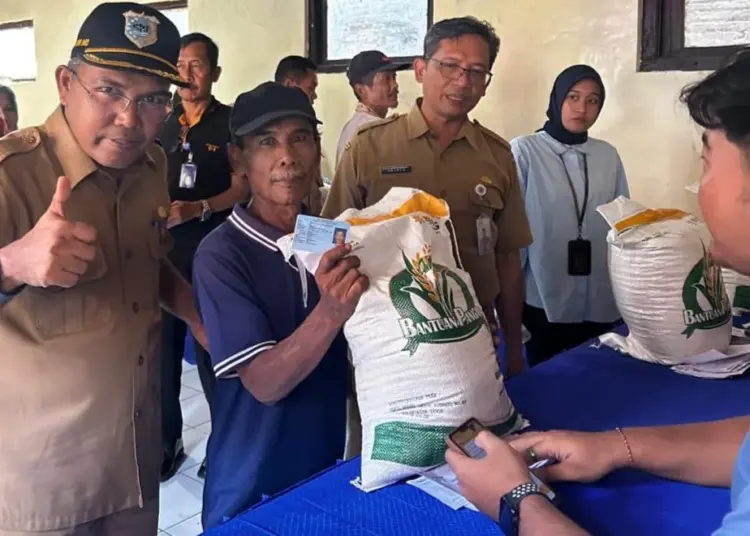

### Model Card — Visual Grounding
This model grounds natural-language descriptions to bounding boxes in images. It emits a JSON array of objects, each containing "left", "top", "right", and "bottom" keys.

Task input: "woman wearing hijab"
[{"left": 511, "top": 65, "right": 629, "bottom": 366}]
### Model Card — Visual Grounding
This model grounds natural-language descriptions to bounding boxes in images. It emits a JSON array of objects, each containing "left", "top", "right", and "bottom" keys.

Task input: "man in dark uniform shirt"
[{"left": 159, "top": 32, "right": 248, "bottom": 481}]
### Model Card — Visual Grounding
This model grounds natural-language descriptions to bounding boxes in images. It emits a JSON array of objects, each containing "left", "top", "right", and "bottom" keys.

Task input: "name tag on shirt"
[
  {"left": 293, "top": 215, "right": 350, "bottom": 253},
  {"left": 381, "top": 165, "right": 412, "bottom": 175},
  {"left": 476, "top": 215, "right": 493, "bottom": 256}
]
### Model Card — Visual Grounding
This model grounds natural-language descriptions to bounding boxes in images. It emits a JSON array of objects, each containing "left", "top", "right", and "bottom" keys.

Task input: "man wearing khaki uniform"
[
  {"left": 0, "top": 3, "right": 204, "bottom": 534},
  {"left": 324, "top": 17, "right": 531, "bottom": 384}
]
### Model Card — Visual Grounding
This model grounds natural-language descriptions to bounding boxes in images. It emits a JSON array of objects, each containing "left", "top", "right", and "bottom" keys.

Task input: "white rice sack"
[
  {"left": 722, "top": 268, "right": 750, "bottom": 314},
  {"left": 597, "top": 197, "right": 732, "bottom": 365},
  {"left": 279, "top": 188, "right": 526, "bottom": 491}
]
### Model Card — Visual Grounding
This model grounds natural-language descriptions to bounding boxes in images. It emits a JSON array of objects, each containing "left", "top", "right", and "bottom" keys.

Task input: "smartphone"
[
  {"left": 447, "top": 418, "right": 488, "bottom": 459},
  {"left": 446, "top": 418, "right": 559, "bottom": 504}
]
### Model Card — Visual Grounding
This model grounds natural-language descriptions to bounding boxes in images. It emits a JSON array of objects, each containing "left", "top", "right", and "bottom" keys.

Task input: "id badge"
[
  {"left": 568, "top": 239, "right": 592, "bottom": 276},
  {"left": 476, "top": 215, "right": 493, "bottom": 256},
  {"left": 179, "top": 162, "right": 197, "bottom": 189}
]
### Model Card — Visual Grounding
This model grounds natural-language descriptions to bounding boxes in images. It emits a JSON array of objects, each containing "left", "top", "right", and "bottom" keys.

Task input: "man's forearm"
[
  {"left": 159, "top": 259, "right": 200, "bottom": 327},
  {"left": 519, "top": 496, "right": 589, "bottom": 536},
  {"left": 620, "top": 416, "right": 750, "bottom": 487},
  {"left": 238, "top": 305, "right": 342, "bottom": 404},
  {"left": 495, "top": 251, "right": 524, "bottom": 358}
]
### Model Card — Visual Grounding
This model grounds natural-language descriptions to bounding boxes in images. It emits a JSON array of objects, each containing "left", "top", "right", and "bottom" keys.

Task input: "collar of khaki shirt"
[
  {"left": 405, "top": 98, "right": 482, "bottom": 152},
  {"left": 354, "top": 102, "right": 381, "bottom": 118},
  {"left": 43, "top": 107, "right": 156, "bottom": 189}
]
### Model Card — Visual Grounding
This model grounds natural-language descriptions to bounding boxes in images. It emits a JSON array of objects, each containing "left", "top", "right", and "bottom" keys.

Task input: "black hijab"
[{"left": 542, "top": 65, "right": 605, "bottom": 146}]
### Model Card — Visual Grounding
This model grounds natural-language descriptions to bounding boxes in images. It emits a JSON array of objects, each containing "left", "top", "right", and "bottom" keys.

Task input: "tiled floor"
[{"left": 158, "top": 362, "right": 210, "bottom": 536}]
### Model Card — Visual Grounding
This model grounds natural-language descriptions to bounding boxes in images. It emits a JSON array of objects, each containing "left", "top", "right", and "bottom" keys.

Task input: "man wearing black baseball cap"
[
  {"left": 192, "top": 81, "right": 368, "bottom": 529},
  {"left": 335, "top": 50, "right": 409, "bottom": 164},
  {"left": 0, "top": 2, "right": 204, "bottom": 534}
]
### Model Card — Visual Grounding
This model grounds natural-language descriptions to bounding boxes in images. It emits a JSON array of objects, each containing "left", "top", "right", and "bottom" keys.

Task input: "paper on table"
[
  {"left": 672, "top": 357, "right": 750, "bottom": 378},
  {"left": 733, "top": 326, "right": 750, "bottom": 343},
  {"left": 407, "top": 476, "right": 478, "bottom": 511},
  {"left": 599, "top": 324, "right": 750, "bottom": 378},
  {"left": 407, "top": 464, "right": 478, "bottom": 511},
  {"left": 685, "top": 343, "right": 750, "bottom": 364},
  {"left": 671, "top": 338, "right": 750, "bottom": 378}
]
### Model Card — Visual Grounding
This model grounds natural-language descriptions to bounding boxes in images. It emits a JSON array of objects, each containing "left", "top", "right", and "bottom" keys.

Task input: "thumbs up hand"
[{"left": 0, "top": 177, "right": 99, "bottom": 290}]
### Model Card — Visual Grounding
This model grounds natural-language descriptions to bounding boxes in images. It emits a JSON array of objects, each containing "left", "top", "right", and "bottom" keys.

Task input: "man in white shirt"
[{"left": 335, "top": 50, "right": 408, "bottom": 165}]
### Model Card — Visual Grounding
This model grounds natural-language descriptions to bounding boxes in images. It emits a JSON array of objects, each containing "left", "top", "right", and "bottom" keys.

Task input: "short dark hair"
[
  {"left": 180, "top": 33, "right": 220, "bottom": 70},
  {"left": 423, "top": 17, "right": 501, "bottom": 69},
  {"left": 0, "top": 85, "right": 17, "bottom": 112},
  {"left": 352, "top": 72, "right": 377, "bottom": 102},
  {"left": 274, "top": 56, "right": 317, "bottom": 83},
  {"left": 682, "top": 48, "right": 750, "bottom": 148}
]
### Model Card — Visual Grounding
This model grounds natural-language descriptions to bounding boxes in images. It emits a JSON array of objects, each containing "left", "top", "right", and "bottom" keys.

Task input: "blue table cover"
[{"left": 205, "top": 319, "right": 750, "bottom": 535}]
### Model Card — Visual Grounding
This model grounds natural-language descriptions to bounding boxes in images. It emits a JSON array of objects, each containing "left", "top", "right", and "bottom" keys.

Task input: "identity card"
[{"left": 293, "top": 214, "right": 350, "bottom": 253}]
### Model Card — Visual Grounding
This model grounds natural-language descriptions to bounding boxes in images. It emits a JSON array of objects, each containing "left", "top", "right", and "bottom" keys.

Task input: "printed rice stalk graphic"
[
  {"left": 400, "top": 246, "right": 454, "bottom": 317},
  {"left": 693, "top": 243, "right": 725, "bottom": 310}
]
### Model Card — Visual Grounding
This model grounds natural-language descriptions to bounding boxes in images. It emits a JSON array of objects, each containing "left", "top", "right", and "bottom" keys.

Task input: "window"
[
  {"left": 150, "top": 0, "right": 189, "bottom": 36},
  {"left": 0, "top": 20, "right": 37, "bottom": 83},
  {"left": 308, "top": 0, "right": 433, "bottom": 72},
  {"left": 640, "top": 0, "right": 750, "bottom": 71}
]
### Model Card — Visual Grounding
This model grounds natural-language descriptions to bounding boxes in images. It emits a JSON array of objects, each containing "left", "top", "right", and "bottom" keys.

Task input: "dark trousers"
[
  {"left": 161, "top": 310, "right": 216, "bottom": 450},
  {"left": 523, "top": 304, "right": 617, "bottom": 367}
]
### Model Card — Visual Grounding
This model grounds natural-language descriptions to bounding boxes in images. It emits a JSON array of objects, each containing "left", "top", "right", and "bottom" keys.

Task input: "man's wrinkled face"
[
  {"left": 177, "top": 42, "right": 220, "bottom": 103},
  {"left": 698, "top": 129, "right": 750, "bottom": 274},
  {"left": 231, "top": 117, "right": 319, "bottom": 207},
  {"left": 57, "top": 62, "right": 171, "bottom": 169},
  {"left": 358, "top": 71, "right": 400, "bottom": 111}
]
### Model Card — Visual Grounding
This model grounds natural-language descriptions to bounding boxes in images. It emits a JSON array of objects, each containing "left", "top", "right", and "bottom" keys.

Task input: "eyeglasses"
[
  {"left": 70, "top": 69, "right": 173, "bottom": 119},
  {"left": 427, "top": 57, "right": 493, "bottom": 87}
]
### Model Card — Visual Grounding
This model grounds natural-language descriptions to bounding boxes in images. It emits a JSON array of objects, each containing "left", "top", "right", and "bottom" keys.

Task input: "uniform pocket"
[
  {"left": 469, "top": 183, "right": 505, "bottom": 214},
  {"left": 27, "top": 284, "right": 112, "bottom": 340}
]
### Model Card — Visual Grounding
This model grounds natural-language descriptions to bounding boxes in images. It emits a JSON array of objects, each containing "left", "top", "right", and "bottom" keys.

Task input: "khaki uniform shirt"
[
  {"left": 335, "top": 103, "right": 381, "bottom": 165},
  {"left": 322, "top": 100, "right": 533, "bottom": 315},
  {"left": 0, "top": 108, "right": 170, "bottom": 531}
]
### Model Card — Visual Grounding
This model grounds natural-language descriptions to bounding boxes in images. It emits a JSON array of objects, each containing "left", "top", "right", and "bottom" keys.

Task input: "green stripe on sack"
[
  {"left": 734, "top": 286, "right": 750, "bottom": 310},
  {"left": 370, "top": 411, "right": 520, "bottom": 467}
]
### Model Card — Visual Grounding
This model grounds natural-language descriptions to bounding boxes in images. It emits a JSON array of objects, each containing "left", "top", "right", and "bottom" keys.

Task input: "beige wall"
[{"left": 1, "top": 0, "right": 708, "bottom": 211}]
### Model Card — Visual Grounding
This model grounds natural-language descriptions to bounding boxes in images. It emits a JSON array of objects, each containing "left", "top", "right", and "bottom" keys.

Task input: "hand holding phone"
[
  {"left": 446, "top": 418, "right": 559, "bottom": 504},
  {"left": 447, "top": 418, "right": 488, "bottom": 459}
]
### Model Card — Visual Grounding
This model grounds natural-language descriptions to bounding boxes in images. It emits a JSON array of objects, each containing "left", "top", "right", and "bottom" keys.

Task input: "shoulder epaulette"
[
  {"left": 355, "top": 113, "right": 403, "bottom": 136},
  {"left": 473, "top": 120, "right": 511, "bottom": 151},
  {"left": 0, "top": 128, "right": 41, "bottom": 165}
]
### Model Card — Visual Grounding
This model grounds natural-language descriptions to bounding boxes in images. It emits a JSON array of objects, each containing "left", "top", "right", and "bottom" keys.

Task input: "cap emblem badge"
[{"left": 123, "top": 10, "right": 160, "bottom": 49}]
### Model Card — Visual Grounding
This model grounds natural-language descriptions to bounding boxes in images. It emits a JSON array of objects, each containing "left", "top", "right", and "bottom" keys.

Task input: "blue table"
[{"left": 205, "top": 320, "right": 750, "bottom": 536}]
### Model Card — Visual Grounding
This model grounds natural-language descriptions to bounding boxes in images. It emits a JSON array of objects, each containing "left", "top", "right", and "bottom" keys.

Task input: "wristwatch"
[
  {"left": 498, "top": 481, "right": 546, "bottom": 536},
  {"left": 199, "top": 199, "right": 212, "bottom": 222}
]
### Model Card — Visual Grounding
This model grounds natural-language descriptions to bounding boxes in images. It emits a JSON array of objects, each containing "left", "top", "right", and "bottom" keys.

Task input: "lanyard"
[{"left": 559, "top": 153, "right": 589, "bottom": 239}]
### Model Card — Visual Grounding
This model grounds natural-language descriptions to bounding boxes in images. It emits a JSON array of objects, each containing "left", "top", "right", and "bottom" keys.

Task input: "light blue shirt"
[
  {"left": 511, "top": 131, "right": 629, "bottom": 323},
  {"left": 715, "top": 431, "right": 750, "bottom": 535}
]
